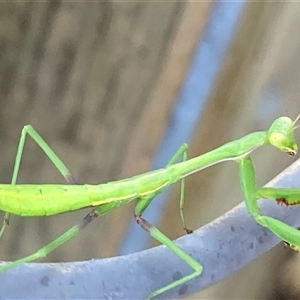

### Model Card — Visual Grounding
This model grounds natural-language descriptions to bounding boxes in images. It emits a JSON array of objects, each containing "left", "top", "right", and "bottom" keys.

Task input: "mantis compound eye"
[{"left": 268, "top": 117, "right": 298, "bottom": 154}]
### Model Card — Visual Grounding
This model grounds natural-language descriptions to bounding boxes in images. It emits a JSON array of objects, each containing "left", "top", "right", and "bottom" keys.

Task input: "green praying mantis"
[{"left": 0, "top": 115, "right": 300, "bottom": 299}]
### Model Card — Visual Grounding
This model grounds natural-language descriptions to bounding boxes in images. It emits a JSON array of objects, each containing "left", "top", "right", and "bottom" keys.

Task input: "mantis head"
[{"left": 268, "top": 115, "right": 300, "bottom": 156}]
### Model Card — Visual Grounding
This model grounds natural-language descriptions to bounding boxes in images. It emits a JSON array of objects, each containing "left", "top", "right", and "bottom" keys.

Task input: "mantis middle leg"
[
  {"left": 135, "top": 143, "right": 192, "bottom": 234},
  {"left": 133, "top": 144, "right": 202, "bottom": 299}
]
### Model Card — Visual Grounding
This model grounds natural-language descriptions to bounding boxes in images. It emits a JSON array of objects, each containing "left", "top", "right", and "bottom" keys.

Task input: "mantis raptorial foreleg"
[
  {"left": 239, "top": 155, "right": 300, "bottom": 250},
  {"left": 0, "top": 125, "right": 78, "bottom": 240}
]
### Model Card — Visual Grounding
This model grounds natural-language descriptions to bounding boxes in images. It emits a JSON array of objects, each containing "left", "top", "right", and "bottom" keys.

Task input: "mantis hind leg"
[
  {"left": 0, "top": 210, "right": 100, "bottom": 272},
  {"left": 239, "top": 155, "right": 300, "bottom": 250},
  {"left": 0, "top": 125, "right": 108, "bottom": 271},
  {"left": 0, "top": 125, "right": 78, "bottom": 240},
  {"left": 12, "top": 125, "right": 77, "bottom": 183}
]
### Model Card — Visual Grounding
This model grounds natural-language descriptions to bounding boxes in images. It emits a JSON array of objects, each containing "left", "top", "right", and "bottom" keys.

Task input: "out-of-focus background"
[{"left": 0, "top": 2, "right": 300, "bottom": 299}]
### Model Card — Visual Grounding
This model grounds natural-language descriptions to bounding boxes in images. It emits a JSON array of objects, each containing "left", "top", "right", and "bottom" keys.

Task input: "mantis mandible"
[{"left": 0, "top": 115, "right": 300, "bottom": 299}]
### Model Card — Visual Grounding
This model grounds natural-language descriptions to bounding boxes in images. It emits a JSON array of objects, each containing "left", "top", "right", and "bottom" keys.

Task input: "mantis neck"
[{"left": 168, "top": 131, "right": 268, "bottom": 182}]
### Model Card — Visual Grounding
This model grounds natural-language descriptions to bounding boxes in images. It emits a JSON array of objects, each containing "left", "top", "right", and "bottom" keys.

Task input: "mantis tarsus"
[{"left": 0, "top": 115, "right": 300, "bottom": 299}]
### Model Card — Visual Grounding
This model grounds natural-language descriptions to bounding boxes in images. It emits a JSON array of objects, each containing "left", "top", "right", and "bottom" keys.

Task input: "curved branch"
[{"left": 1, "top": 159, "right": 300, "bottom": 299}]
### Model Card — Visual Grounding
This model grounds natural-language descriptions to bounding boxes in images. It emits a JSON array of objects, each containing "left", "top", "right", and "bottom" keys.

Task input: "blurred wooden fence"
[{"left": 1, "top": 2, "right": 300, "bottom": 299}]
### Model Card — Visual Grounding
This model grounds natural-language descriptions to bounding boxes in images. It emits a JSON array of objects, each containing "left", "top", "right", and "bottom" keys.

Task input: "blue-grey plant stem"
[{"left": 1, "top": 158, "right": 300, "bottom": 299}]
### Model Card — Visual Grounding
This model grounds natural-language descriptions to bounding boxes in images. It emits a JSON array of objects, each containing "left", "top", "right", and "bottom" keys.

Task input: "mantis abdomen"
[
  {"left": 0, "top": 170, "right": 171, "bottom": 216},
  {"left": 0, "top": 184, "right": 102, "bottom": 216}
]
